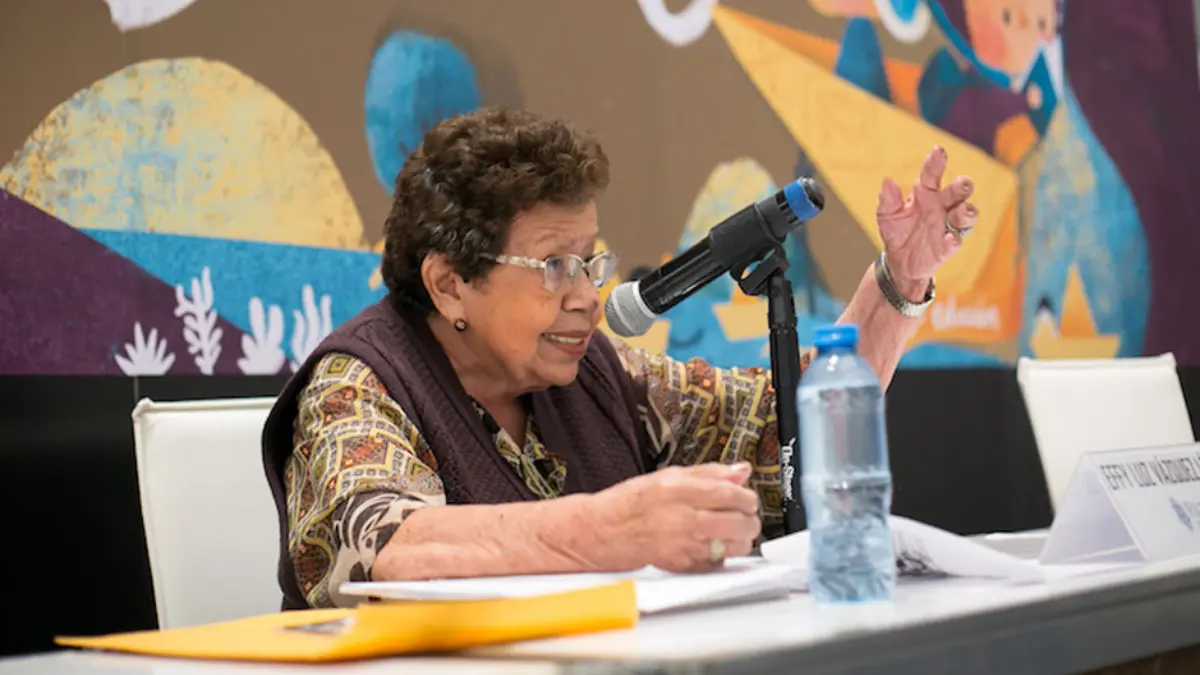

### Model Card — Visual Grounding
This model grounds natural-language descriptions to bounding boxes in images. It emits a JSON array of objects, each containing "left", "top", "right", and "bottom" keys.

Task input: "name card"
[{"left": 1040, "top": 442, "right": 1200, "bottom": 565}]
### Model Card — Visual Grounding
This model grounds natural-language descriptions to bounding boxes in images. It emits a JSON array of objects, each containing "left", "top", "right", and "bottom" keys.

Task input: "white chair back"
[
  {"left": 131, "top": 397, "right": 281, "bottom": 629},
  {"left": 1016, "top": 353, "right": 1194, "bottom": 511}
]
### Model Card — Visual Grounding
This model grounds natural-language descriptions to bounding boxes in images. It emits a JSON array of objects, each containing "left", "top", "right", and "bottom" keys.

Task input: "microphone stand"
[{"left": 733, "top": 246, "right": 806, "bottom": 536}]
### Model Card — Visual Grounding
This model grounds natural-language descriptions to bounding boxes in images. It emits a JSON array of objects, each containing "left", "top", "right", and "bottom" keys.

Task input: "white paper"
[
  {"left": 761, "top": 515, "right": 1137, "bottom": 588},
  {"left": 340, "top": 557, "right": 799, "bottom": 615}
]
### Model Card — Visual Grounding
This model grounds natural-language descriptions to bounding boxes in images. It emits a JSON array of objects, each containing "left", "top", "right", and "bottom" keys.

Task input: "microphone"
[{"left": 605, "top": 177, "right": 825, "bottom": 337}]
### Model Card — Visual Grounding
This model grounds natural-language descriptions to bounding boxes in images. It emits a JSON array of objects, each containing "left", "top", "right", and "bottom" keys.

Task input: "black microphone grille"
[
  {"left": 774, "top": 192, "right": 801, "bottom": 227},
  {"left": 778, "top": 176, "right": 825, "bottom": 225},
  {"left": 801, "top": 176, "right": 825, "bottom": 210}
]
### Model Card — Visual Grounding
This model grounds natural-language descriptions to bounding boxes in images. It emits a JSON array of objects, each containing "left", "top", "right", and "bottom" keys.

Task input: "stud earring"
[{"left": 453, "top": 318, "right": 468, "bottom": 332}]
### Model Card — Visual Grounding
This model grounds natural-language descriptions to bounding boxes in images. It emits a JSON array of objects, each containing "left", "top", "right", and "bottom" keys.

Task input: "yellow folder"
[{"left": 56, "top": 581, "right": 637, "bottom": 663}]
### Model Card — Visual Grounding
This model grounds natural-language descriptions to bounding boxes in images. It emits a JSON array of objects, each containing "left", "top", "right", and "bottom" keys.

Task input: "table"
[{"left": 3, "top": 551, "right": 1199, "bottom": 675}]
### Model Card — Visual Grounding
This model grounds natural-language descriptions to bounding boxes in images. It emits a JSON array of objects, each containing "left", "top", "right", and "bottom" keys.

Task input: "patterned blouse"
[{"left": 283, "top": 338, "right": 809, "bottom": 608}]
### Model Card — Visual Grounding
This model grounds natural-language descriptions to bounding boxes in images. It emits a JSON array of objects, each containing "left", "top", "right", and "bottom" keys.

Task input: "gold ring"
[{"left": 708, "top": 538, "right": 726, "bottom": 564}]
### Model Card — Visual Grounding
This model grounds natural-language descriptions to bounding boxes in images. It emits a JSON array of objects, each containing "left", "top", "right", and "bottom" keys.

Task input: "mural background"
[{"left": 3, "top": 0, "right": 1199, "bottom": 375}]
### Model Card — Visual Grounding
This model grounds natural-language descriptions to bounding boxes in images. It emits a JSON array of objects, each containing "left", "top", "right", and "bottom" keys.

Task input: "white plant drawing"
[
  {"left": 289, "top": 284, "right": 333, "bottom": 371},
  {"left": 174, "top": 266, "right": 224, "bottom": 375},
  {"left": 102, "top": 0, "right": 200, "bottom": 31},
  {"left": 238, "top": 297, "right": 287, "bottom": 375},
  {"left": 115, "top": 322, "right": 176, "bottom": 375}
]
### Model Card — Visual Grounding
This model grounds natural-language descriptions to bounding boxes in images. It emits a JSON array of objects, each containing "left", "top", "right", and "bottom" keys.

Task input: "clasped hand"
[{"left": 590, "top": 463, "right": 761, "bottom": 573}]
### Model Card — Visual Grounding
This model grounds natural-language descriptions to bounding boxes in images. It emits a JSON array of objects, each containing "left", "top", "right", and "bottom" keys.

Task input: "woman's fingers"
[
  {"left": 939, "top": 175, "right": 974, "bottom": 211},
  {"left": 917, "top": 145, "right": 947, "bottom": 192},
  {"left": 696, "top": 510, "right": 762, "bottom": 548},
  {"left": 947, "top": 201, "right": 978, "bottom": 234},
  {"left": 661, "top": 467, "right": 759, "bottom": 514},
  {"left": 686, "top": 461, "right": 752, "bottom": 484}
]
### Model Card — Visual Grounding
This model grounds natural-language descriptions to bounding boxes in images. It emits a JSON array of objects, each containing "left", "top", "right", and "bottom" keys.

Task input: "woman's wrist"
[
  {"left": 372, "top": 494, "right": 613, "bottom": 581},
  {"left": 892, "top": 274, "right": 932, "bottom": 305},
  {"left": 878, "top": 251, "right": 932, "bottom": 305},
  {"left": 533, "top": 493, "right": 619, "bottom": 572}
]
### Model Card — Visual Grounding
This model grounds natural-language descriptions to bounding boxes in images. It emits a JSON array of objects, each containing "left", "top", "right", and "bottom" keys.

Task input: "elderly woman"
[{"left": 262, "top": 108, "right": 977, "bottom": 610}]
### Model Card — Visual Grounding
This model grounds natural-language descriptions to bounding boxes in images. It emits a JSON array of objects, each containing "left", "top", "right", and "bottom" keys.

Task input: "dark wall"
[
  {"left": 4, "top": 367, "right": 1200, "bottom": 657},
  {"left": 0, "top": 374, "right": 288, "bottom": 656}
]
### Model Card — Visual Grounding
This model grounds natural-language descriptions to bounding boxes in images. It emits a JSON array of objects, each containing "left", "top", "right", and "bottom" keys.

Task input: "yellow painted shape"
[
  {"left": 1028, "top": 263, "right": 1120, "bottom": 359},
  {"left": 724, "top": 8, "right": 923, "bottom": 115},
  {"left": 712, "top": 6, "right": 1018, "bottom": 295},
  {"left": 369, "top": 238, "right": 386, "bottom": 290},
  {"left": 1059, "top": 264, "right": 1099, "bottom": 338},
  {"left": 600, "top": 320, "right": 673, "bottom": 355},
  {"left": 0, "top": 58, "right": 366, "bottom": 249},
  {"left": 1029, "top": 332, "right": 1121, "bottom": 360},
  {"left": 714, "top": 299, "right": 769, "bottom": 341}
]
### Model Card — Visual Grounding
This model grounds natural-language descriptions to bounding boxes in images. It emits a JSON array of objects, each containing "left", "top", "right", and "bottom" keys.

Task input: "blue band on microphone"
[{"left": 783, "top": 179, "right": 822, "bottom": 223}]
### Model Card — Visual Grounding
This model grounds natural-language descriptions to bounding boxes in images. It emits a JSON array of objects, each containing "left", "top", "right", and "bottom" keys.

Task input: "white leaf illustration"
[
  {"left": 102, "top": 0, "right": 199, "bottom": 31},
  {"left": 238, "top": 297, "right": 287, "bottom": 375},
  {"left": 114, "top": 322, "right": 176, "bottom": 375},
  {"left": 174, "top": 266, "right": 223, "bottom": 375},
  {"left": 289, "top": 285, "right": 334, "bottom": 371}
]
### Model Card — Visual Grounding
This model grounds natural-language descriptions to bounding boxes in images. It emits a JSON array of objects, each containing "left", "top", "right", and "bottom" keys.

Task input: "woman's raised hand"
[{"left": 876, "top": 145, "right": 978, "bottom": 293}]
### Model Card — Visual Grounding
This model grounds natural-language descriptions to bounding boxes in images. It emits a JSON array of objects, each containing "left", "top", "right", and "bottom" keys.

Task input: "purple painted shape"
[
  {"left": 1061, "top": 0, "right": 1200, "bottom": 363},
  {"left": 938, "top": 81, "right": 1028, "bottom": 155},
  {"left": 0, "top": 190, "right": 249, "bottom": 375}
]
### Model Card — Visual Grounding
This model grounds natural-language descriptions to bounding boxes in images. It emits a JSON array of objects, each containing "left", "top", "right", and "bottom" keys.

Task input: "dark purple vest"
[{"left": 261, "top": 298, "right": 651, "bottom": 609}]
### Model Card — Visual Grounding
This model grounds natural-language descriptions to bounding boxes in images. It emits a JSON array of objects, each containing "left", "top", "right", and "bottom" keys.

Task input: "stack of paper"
[
  {"left": 760, "top": 515, "right": 1138, "bottom": 587},
  {"left": 341, "top": 557, "right": 800, "bottom": 614}
]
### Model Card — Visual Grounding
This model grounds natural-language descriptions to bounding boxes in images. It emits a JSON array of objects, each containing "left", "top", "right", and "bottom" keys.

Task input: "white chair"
[
  {"left": 1017, "top": 353, "right": 1195, "bottom": 511},
  {"left": 131, "top": 397, "right": 281, "bottom": 629}
]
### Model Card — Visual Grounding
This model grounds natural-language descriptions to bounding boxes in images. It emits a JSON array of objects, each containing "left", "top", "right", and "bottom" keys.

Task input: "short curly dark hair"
[{"left": 380, "top": 107, "right": 611, "bottom": 312}]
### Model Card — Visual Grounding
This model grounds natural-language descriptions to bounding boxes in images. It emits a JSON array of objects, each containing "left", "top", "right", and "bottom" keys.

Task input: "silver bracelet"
[{"left": 873, "top": 252, "right": 935, "bottom": 318}]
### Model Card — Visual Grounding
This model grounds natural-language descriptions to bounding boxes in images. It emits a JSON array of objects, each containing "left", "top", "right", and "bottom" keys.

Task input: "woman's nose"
[
  {"left": 1017, "top": 10, "right": 1030, "bottom": 29},
  {"left": 562, "top": 276, "right": 601, "bottom": 312}
]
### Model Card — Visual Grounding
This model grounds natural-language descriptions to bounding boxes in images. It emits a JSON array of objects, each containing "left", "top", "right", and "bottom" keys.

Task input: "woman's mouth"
[{"left": 541, "top": 332, "right": 591, "bottom": 356}]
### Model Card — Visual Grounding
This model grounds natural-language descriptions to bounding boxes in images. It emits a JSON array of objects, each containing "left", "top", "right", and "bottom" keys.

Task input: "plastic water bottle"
[{"left": 798, "top": 323, "right": 895, "bottom": 603}]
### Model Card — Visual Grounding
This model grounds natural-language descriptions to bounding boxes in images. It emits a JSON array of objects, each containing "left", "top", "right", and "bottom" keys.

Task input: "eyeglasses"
[{"left": 485, "top": 250, "right": 619, "bottom": 293}]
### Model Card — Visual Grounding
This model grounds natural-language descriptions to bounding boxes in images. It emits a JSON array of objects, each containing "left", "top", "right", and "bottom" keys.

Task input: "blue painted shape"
[
  {"left": 899, "top": 342, "right": 1006, "bottom": 368},
  {"left": 79, "top": 229, "right": 386, "bottom": 343},
  {"left": 835, "top": 18, "right": 893, "bottom": 102},
  {"left": 918, "top": 48, "right": 969, "bottom": 126},
  {"left": 1020, "top": 86, "right": 1150, "bottom": 358},
  {"left": 663, "top": 298, "right": 766, "bottom": 370},
  {"left": 888, "top": 0, "right": 924, "bottom": 22},
  {"left": 365, "top": 31, "right": 482, "bottom": 193},
  {"left": 1021, "top": 51, "right": 1058, "bottom": 135},
  {"left": 927, "top": 0, "right": 1013, "bottom": 89}
]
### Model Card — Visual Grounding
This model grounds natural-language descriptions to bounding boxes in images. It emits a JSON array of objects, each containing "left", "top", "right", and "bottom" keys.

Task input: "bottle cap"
[{"left": 813, "top": 324, "right": 859, "bottom": 350}]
